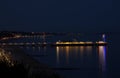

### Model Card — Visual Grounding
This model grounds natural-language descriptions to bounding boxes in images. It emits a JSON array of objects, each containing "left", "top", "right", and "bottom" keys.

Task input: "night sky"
[{"left": 0, "top": 0, "right": 119, "bottom": 32}]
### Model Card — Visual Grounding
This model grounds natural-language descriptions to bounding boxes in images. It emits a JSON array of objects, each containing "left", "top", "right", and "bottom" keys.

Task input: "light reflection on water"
[
  {"left": 56, "top": 46, "right": 107, "bottom": 71},
  {"left": 56, "top": 46, "right": 93, "bottom": 65},
  {"left": 98, "top": 46, "right": 107, "bottom": 72},
  {"left": 32, "top": 46, "right": 35, "bottom": 51},
  {"left": 38, "top": 47, "right": 40, "bottom": 51},
  {"left": 56, "top": 47, "right": 60, "bottom": 64},
  {"left": 22, "top": 45, "right": 107, "bottom": 78},
  {"left": 23, "top": 46, "right": 106, "bottom": 71}
]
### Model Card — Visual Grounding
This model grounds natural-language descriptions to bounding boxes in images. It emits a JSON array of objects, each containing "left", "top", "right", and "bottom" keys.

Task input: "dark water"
[{"left": 2, "top": 33, "right": 120, "bottom": 78}]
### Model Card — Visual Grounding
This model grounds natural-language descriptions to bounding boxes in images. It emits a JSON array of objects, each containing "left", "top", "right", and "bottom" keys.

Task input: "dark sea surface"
[{"left": 2, "top": 33, "right": 120, "bottom": 78}]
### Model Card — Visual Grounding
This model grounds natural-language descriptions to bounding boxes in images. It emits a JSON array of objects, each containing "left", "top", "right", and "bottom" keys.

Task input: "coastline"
[{"left": 0, "top": 46, "right": 61, "bottom": 78}]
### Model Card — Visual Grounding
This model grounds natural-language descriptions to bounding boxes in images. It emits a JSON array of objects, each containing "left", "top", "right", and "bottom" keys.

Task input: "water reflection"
[
  {"left": 56, "top": 46, "right": 93, "bottom": 64},
  {"left": 56, "top": 47, "right": 60, "bottom": 64},
  {"left": 24, "top": 46, "right": 46, "bottom": 52},
  {"left": 65, "top": 46, "right": 69, "bottom": 64},
  {"left": 32, "top": 46, "right": 35, "bottom": 51},
  {"left": 79, "top": 46, "right": 84, "bottom": 58},
  {"left": 38, "top": 47, "right": 41, "bottom": 51},
  {"left": 43, "top": 47, "right": 46, "bottom": 52},
  {"left": 85, "top": 46, "right": 92, "bottom": 57},
  {"left": 26, "top": 46, "right": 30, "bottom": 50},
  {"left": 86, "top": 46, "right": 92, "bottom": 52},
  {"left": 98, "top": 46, "right": 107, "bottom": 72}
]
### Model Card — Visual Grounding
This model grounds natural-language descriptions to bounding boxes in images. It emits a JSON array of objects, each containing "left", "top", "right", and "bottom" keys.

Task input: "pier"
[
  {"left": 0, "top": 32, "right": 108, "bottom": 46},
  {"left": 0, "top": 41, "right": 107, "bottom": 46}
]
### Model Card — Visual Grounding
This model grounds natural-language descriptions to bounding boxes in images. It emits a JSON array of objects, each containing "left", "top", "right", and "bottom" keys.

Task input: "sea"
[{"left": 1, "top": 32, "right": 120, "bottom": 78}]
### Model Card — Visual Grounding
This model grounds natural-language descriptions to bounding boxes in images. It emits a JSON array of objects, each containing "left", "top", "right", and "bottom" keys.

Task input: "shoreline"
[{"left": 0, "top": 46, "right": 61, "bottom": 78}]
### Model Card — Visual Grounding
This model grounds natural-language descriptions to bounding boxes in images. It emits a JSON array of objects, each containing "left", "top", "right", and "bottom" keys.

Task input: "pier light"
[
  {"left": 73, "top": 42, "right": 79, "bottom": 44},
  {"left": 32, "top": 32, "right": 34, "bottom": 34},
  {"left": 96, "top": 41, "right": 105, "bottom": 44},
  {"left": 2, "top": 38, "right": 8, "bottom": 40},
  {"left": 15, "top": 35, "right": 21, "bottom": 38},
  {"left": 85, "top": 42, "right": 93, "bottom": 44},
  {"left": 56, "top": 42, "right": 60, "bottom": 44},
  {"left": 32, "top": 42, "right": 35, "bottom": 45},
  {"left": 43, "top": 42, "right": 47, "bottom": 44},
  {"left": 102, "top": 34, "right": 106, "bottom": 42},
  {"left": 79, "top": 42, "right": 85, "bottom": 44},
  {"left": 2, "top": 43, "right": 6, "bottom": 45},
  {"left": 26, "top": 43, "right": 30, "bottom": 45},
  {"left": 65, "top": 42, "right": 70, "bottom": 44}
]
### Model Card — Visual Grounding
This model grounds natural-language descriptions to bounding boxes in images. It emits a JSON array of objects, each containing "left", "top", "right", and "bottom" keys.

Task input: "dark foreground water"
[{"left": 1, "top": 33, "right": 120, "bottom": 78}]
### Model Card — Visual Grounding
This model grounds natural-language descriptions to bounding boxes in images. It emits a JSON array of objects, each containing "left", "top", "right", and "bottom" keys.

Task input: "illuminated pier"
[
  {"left": 52, "top": 34, "right": 107, "bottom": 46},
  {"left": 0, "top": 41, "right": 107, "bottom": 46},
  {"left": 0, "top": 33, "right": 107, "bottom": 46},
  {"left": 51, "top": 41, "right": 107, "bottom": 46},
  {"left": 0, "top": 42, "right": 47, "bottom": 46}
]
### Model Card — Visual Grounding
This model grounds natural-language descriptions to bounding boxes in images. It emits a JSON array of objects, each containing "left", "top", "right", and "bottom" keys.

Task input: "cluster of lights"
[
  {"left": 96, "top": 41, "right": 107, "bottom": 44},
  {"left": 56, "top": 41, "right": 107, "bottom": 45},
  {"left": 56, "top": 41, "right": 93, "bottom": 44},
  {"left": 0, "top": 42, "right": 47, "bottom": 46},
  {"left": 0, "top": 49, "right": 14, "bottom": 66}
]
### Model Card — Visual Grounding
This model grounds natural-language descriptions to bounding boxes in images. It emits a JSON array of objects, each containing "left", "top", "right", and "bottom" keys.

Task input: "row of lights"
[{"left": 56, "top": 41, "right": 106, "bottom": 44}]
